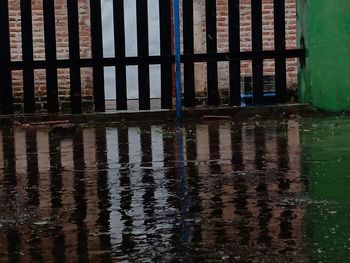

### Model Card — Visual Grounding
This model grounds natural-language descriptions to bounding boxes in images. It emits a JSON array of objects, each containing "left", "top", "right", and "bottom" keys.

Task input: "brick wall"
[
  {"left": 193, "top": 0, "right": 297, "bottom": 96},
  {"left": 8, "top": 0, "right": 297, "bottom": 112},
  {"left": 9, "top": 0, "right": 93, "bottom": 112}
]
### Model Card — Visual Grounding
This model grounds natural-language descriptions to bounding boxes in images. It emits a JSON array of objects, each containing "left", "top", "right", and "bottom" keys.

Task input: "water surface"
[{"left": 0, "top": 116, "right": 349, "bottom": 262}]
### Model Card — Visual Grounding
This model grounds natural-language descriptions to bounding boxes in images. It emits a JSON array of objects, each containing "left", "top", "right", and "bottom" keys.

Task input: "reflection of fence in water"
[{"left": 0, "top": 121, "right": 303, "bottom": 261}]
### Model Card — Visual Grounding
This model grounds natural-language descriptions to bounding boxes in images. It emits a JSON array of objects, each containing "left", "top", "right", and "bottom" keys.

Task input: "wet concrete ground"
[{"left": 0, "top": 116, "right": 349, "bottom": 262}]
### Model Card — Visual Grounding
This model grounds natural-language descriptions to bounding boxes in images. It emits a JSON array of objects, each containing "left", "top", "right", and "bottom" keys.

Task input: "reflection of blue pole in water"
[
  {"left": 176, "top": 124, "right": 189, "bottom": 242},
  {"left": 173, "top": 0, "right": 182, "bottom": 119}
]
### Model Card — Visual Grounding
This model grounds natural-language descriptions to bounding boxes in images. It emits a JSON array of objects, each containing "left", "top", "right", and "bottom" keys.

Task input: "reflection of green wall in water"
[
  {"left": 298, "top": 0, "right": 350, "bottom": 111},
  {"left": 301, "top": 117, "right": 350, "bottom": 262}
]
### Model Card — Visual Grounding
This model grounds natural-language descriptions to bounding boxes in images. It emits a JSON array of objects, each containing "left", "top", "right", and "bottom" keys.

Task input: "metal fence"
[{"left": 0, "top": 0, "right": 304, "bottom": 115}]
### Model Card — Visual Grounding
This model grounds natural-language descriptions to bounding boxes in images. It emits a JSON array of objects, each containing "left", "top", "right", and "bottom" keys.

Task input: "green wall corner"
[{"left": 298, "top": 0, "right": 350, "bottom": 112}]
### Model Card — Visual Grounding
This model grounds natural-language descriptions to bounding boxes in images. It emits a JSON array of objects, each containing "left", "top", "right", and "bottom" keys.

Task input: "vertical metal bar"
[
  {"left": 43, "top": 0, "right": 59, "bottom": 113},
  {"left": 208, "top": 123, "right": 224, "bottom": 228},
  {"left": 140, "top": 127, "right": 152, "bottom": 164},
  {"left": 67, "top": 0, "right": 82, "bottom": 114},
  {"left": 48, "top": 130, "right": 63, "bottom": 208},
  {"left": 117, "top": 127, "right": 136, "bottom": 251},
  {"left": 2, "top": 128, "right": 16, "bottom": 187},
  {"left": 183, "top": 0, "right": 195, "bottom": 107},
  {"left": 117, "top": 127, "right": 129, "bottom": 164},
  {"left": 174, "top": 0, "right": 182, "bottom": 119},
  {"left": 176, "top": 124, "right": 189, "bottom": 241},
  {"left": 28, "top": 230, "right": 44, "bottom": 261},
  {"left": 231, "top": 123, "right": 243, "bottom": 171},
  {"left": 275, "top": 123, "right": 292, "bottom": 239},
  {"left": 113, "top": 0, "right": 127, "bottom": 110},
  {"left": 72, "top": 129, "right": 89, "bottom": 262},
  {"left": 206, "top": 0, "right": 219, "bottom": 106},
  {"left": 276, "top": 122, "right": 290, "bottom": 188},
  {"left": 140, "top": 127, "right": 157, "bottom": 239},
  {"left": 25, "top": 129, "right": 40, "bottom": 206},
  {"left": 136, "top": 0, "right": 151, "bottom": 110},
  {"left": 94, "top": 127, "right": 112, "bottom": 259},
  {"left": 51, "top": 227, "right": 66, "bottom": 261},
  {"left": 274, "top": 0, "right": 287, "bottom": 103},
  {"left": 159, "top": 0, "right": 173, "bottom": 109},
  {"left": 228, "top": 0, "right": 241, "bottom": 106},
  {"left": 184, "top": 124, "right": 202, "bottom": 237},
  {"left": 254, "top": 125, "right": 272, "bottom": 242},
  {"left": 208, "top": 123, "right": 221, "bottom": 172},
  {"left": 251, "top": 0, "right": 264, "bottom": 104},
  {"left": 7, "top": 230, "right": 21, "bottom": 263},
  {"left": 254, "top": 125, "right": 266, "bottom": 170},
  {"left": 21, "top": 0, "right": 36, "bottom": 113},
  {"left": 0, "top": 0, "right": 13, "bottom": 114},
  {"left": 90, "top": 0, "right": 105, "bottom": 112}
]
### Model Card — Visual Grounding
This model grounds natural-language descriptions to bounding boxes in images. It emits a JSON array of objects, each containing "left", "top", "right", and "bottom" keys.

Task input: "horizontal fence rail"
[
  {"left": 0, "top": 0, "right": 304, "bottom": 115},
  {"left": 0, "top": 50, "right": 305, "bottom": 70}
]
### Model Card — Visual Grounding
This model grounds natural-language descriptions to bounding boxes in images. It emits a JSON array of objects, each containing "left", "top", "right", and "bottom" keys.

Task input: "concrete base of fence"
[{"left": 0, "top": 104, "right": 329, "bottom": 126}]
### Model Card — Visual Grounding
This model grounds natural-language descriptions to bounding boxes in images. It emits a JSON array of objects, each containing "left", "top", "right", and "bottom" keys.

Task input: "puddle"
[{"left": 0, "top": 116, "right": 349, "bottom": 262}]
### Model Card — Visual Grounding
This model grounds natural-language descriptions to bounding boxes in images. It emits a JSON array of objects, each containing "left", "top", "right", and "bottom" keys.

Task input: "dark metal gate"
[{"left": 0, "top": 0, "right": 304, "bottom": 115}]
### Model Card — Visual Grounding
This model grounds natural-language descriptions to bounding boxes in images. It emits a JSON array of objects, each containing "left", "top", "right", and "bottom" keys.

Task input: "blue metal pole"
[
  {"left": 173, "top": 0, "right": 182, "bottom": 119},
  {"left": 176, "top": 125, "right": 189, "bottom": 242}
]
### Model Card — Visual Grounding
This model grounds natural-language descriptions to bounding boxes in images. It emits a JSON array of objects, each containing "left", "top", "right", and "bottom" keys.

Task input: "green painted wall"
[{"left": 298, "top": 0, "right": 350, "bottom": 111}]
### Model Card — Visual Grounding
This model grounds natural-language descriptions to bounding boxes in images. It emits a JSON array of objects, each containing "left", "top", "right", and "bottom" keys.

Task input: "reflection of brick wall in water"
[{"left": 8, "top": 0, "right": 297, "bottom": 111}]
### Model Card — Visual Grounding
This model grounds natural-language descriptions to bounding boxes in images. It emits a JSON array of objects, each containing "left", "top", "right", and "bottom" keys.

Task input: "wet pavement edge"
[{"left": 0, "top": 104, "right": 323, "bottom": 126}]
